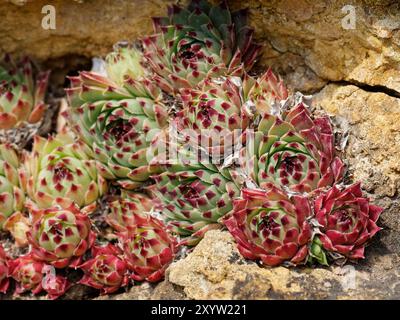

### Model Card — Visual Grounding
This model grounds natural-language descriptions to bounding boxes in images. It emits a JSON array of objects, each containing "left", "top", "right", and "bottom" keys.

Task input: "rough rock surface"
[
  {"left": 239, "top": 0, "right": 400, "bottom": 94},
  {"left": 1, "top": 0, "right": 177, "bottom": 61}
]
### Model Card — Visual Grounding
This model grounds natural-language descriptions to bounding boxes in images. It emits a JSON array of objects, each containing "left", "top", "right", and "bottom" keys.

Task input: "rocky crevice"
[{"left": 324, "top": 80, "right": 400, "bottom": 99}]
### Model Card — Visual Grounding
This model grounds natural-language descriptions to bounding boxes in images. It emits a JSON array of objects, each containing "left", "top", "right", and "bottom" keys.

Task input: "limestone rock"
[
  {"left": 230, "top": 0, "right": 400, "bottom": 94},
  {"left": 94, "top": 281, "right": 186, "bottom": 300},
  {"left": 95, "top": 283, "right": 154, "bottom": 300},
  {"left": 0, "top": 0, "right": 177, "bottom": 61}
]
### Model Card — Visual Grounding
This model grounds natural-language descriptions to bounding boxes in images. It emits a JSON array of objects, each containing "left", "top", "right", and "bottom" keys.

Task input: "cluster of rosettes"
[
  {"left": 224, "top": 183, "right": 382, "bottom": 266},
  {"left": 0, "top": 0, "right": 383, "bottom": 300},
  {"left": 0, "top": 190, "right": 177, "bottom": 298},
  {"left": 78, "top": 191, "right": 178, "bottom": 295},
  {"left": 0, "top": 125, "right": 177, "bottom": 298}
]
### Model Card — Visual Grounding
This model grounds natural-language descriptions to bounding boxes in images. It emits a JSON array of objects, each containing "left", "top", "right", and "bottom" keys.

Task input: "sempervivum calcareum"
[
  {"left": 142, "top": 0, "right": 261, "bottom": 94},
  {"left": 0, "top": 244, "right": 9, "bottom": 294},
  {"left": 21, "top": 128, "right": 107, "bottom": 211},
  {"left": 239, "top": 103, "right": 345, "bottom": 193},
  {"left": 66, "top": 46, "right": 168, "bottom": 190},
  {"left": 242, "top": 69, "right": 288, "bottom": 114},
  {"left": 2, "top": 211, "right": 30, "bottom": 248},
  {"left": 27, "top": 203, "right": 96, "bottom": 268},
  {"left": 78, "top": 244, "right": 130, "bottom": 294},
  {"left": 8, "top": 254, "right": 47, "bottom": 297},
  {"left": 150, "top": 139, "right": 242, "bottom": 246},
  {"left": 0, "top": 143, "right": 24, "bottom": 228},
  {"left": 119, "top": 212, "right": 178, "bottom": 282},
  {"left": 106, "top": 191, "right": 158, "bottom": 233},
  {"left": 176, "top": 77, "right": 251, "bottom": 158},
  {"left": 174, "top": 69, "right": 287, "bottom": 159},
  {"left": 311, "top": 183, "right": 383, "bottom": 263},
  {"left": 223, "top": 187, "right": 312, "bottom": 266},
  {"left": 0, "top": 55, "right": 49, "bottom": 130},
  {"left": 9, "top": 254, "right": 70, "bottom": 299}
]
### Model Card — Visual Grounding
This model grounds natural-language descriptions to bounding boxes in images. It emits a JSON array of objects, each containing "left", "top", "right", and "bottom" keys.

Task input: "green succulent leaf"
[{"left": 308, "top": 236, "right": 329, "bottom": 266}]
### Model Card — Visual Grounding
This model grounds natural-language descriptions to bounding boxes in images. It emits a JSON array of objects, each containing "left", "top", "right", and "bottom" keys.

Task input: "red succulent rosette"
[
  {"left": 119, "top": 213, "right": 178, "bottom": 282},
  {"left": 314, "top": 183, "right": 383, "bottom": 260},
  {"left": 240, "top": 103, "right": 345, "bottom": 193},
  {"left": 176, "top": 77, "right": 251, "bottom": 157},
  {"left": 9, "top": 254, "right": 47, "bottom": 296},
  {"left": 0, "top": 244, "right": 10, "bottom": 294},
  {"left": 223, "top": 187, "right": 312, "bottom": 266},
  {"left": 9, "top": 254, "right": 69, "bottom": 299},
  {"left": 27, "top": 203, "right": 96, "bottom": 268},
  {"left": 78, "top": 244, "right": 130, "bottom": 294}
]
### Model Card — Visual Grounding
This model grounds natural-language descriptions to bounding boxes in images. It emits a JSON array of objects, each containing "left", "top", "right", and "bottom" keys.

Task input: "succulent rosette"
[
  {"left": 3, "top": 211, "right": 30, "bottom": 247},
  {"left": 242, "top": 68, "right": 288, "bottom": 113},
  {"left": 239, "top": 103, "right": 345, "bottom": 193},
  {"left": 8, "top": 254, "right": 47, "bottom": 296},
  {"left": 9, "top": 254, "right": 69, "bottom": 299},
  {"left": 0, "top": 244, "right": 10, "bottom": 294},
  {"left": 66, "top": 46, "right": 169, "bottom": 190},
  {"left": 119, "top": 213, "right": 178, "bottom": 282},
  {"left": 223, "top": 187, "right": 313, "bottom": 266},
  {"left": 177, "top": 77, "right": 251, "bottom": 157},
  {"left": 0, "top": 143, "right": 25, "bottom": 228},
  {"left": 106, "top": 191, "right": 158, "bottom": 233},
  {"left": 78, "top": 244, "right": 129, "bottom": 294},
  {"left": 312, "top": 183, "right": 383, "bottom": 261},
  {"left": 27, "top": 203, "right": 96, "bottom": 268},
  {"left": 104, "top": 45, "right": 146, "bottom": 87},
  {"left": 150, "top": 140, "right": 242, "bottom": 245},
  {"left": 0, "top": 55, "right": 49, "bottom": 130},
  {"left": 21, "top": 129, "right": 107, "bottom": 210},
  {"left": 142, "top": 0, "right": 261, "bottom": 93},
  {"left": 174, "top": 69, "right": 287, "bottom": 160}
]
